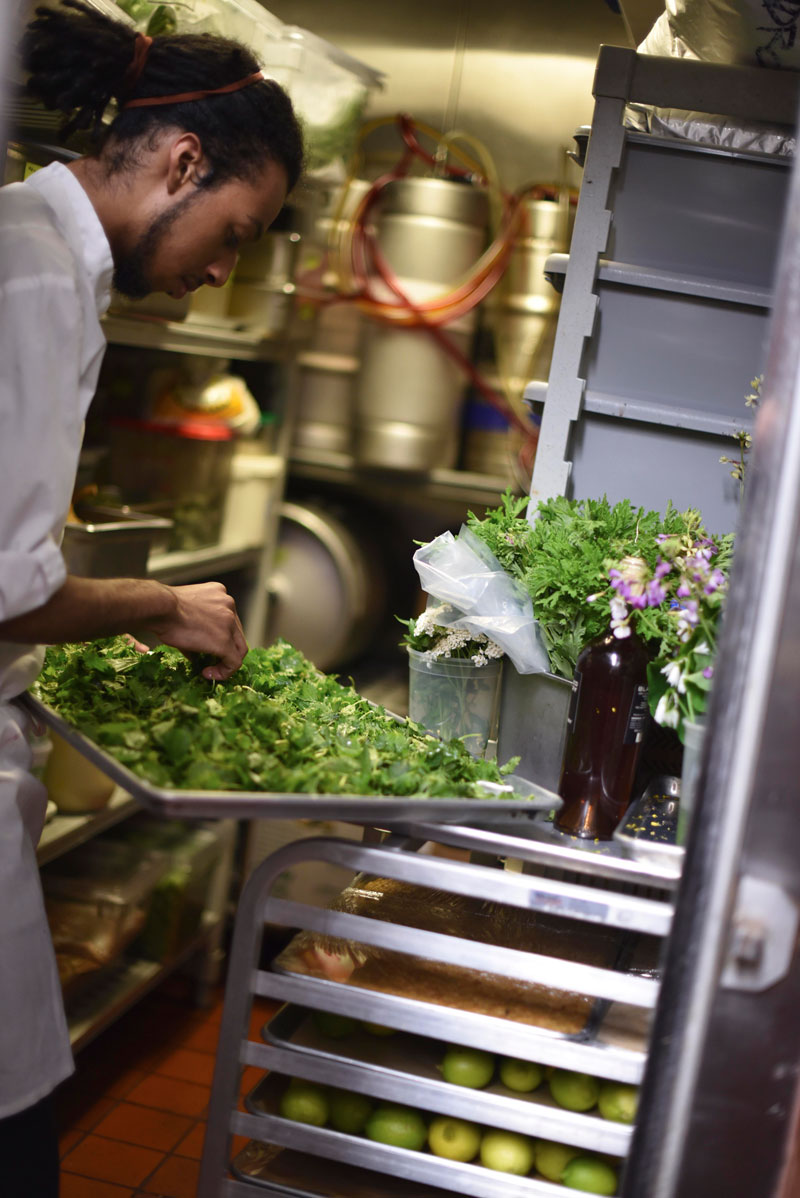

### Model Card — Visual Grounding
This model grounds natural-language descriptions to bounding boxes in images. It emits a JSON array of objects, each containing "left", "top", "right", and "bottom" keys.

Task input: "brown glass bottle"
[{"left": 555, "top": 626, "right": 649, "bottom": 839}]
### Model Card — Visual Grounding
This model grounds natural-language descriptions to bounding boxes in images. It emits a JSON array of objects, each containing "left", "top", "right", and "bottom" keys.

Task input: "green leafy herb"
[
  {"left": 33, "top": 637, "right": 519, "bottom": 798},
  {"left": 465, "top": 492, "right": 716, "bottom": 678}
]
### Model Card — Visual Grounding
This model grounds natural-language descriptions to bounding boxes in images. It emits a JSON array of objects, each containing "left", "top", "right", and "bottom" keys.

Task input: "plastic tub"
[
  {"left": 407, "top": 647, "right": 503, "bottom": 759},
  {"left": 43, "top": 732, "right": 116, "bottom": 813},
  {"left": 219, "top": 450, "right": 282, "bottom": 550},
  {"left": 108, "top": 419, "right": 235, "bottom": 551},
  {"left": 112, "top": 819, "right": 227, "bottom": 963},
  {"left": 260, "top": 26, "right": 384, "bottom": 171},
  {"left": 42, "top": 840, "right": 166, "bottom": 976}
]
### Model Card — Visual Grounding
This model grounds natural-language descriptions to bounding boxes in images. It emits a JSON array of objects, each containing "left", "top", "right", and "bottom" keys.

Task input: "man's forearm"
[{"left": 0, "top": 575, "right": 178, "bottom": 644}]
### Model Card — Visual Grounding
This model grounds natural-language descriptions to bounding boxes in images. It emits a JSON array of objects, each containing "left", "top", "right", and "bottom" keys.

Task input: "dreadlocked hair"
[{"left": 21, "top": 0, "right": 304, "bottom": 191}]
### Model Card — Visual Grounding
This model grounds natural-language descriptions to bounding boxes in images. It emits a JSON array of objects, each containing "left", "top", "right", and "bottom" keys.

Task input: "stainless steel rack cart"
[
  {"left": 197, "top": 824, "right": 677, "bottom": 1197},
  {"left": 192, "top": 45, "right": 800, "bottom": 1198}
]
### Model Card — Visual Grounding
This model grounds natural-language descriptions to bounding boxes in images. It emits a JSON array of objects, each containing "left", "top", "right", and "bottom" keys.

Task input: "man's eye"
[{"left": 226, "top": 230, "right": 240, "bottom": 249}]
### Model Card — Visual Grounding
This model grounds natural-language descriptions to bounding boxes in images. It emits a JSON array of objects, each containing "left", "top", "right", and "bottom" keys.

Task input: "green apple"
[
  {"left": 535, "top": 1139, "right": 581, "bottom": 1181},
  {"left": 597, "top": 1081, "right": 639, "bottom": 1124},
  {"left": 548, "top": 1068, "right": 600, "bottom": 1111},
  {"left": 561, "top": 1155, "right": 619, "bottom": 1194},
  {"left": 327, "top": 1088, "right": 373, "bottom": 1134},
  {"left": 499, "top": 1057, "right": 544, "bottom": 1093},
  {"left": 279, "top": 1079, "right": 329, "bottom": 1126},
  {"left": 365, "top": 1104, "right": 428, "bottom": 1151},
  {"left": 479, "top": 1130, "right": 535, "bottom": 1175},
  {"left": 438, "top": 1047, "right": 495, "bottom": 1089},
  {"left": 428, "top": 1116, "right": 481, "bottom": 1162}
]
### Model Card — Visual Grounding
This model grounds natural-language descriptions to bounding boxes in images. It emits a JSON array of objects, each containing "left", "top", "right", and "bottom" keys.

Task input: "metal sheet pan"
[
  {"left": 18, "top": 693, "right": 562, "bottom": 824},
  {"left": 613, "top": 775, "right": 684, "bottom": 875},
  {"left": 231, "top": 1134, "right": 447, "bottom": 1197},
  {"left": 236, "top": 1070, "right": 624, "bottom": 1198},
  {"left": 251, "top": 1004, "right": 633, "bottom": 1155}
]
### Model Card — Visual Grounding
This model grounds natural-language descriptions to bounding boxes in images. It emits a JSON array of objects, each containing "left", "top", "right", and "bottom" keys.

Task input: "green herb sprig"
[
  {"left": 465, "top": 492, "right": 697, "bottom": 678},
  {"left": 33, "top": 637, "right": 518, "bottom": 797}
]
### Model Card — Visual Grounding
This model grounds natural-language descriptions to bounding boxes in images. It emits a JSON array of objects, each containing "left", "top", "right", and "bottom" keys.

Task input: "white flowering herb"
[{"left": 398, "top": 604, "right": 504, "bottom": 666}]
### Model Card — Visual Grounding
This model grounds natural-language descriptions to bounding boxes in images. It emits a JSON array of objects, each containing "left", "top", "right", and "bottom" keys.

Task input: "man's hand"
[
  {"left": 0, "top": 576, "right": 249, "bottom": 681},
  {"left": 141, "top": 582, "right": 248, "bottom": 681}
]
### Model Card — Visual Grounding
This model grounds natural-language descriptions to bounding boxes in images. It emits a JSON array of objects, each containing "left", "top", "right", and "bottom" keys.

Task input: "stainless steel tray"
[
  {"left": 237, "top": 1068, "right": 625, "bottom": 1198},
  {"left": 231, "top": 1126, "right": 449, "bottom": 1197},
  {"left": 613, "top": 775, "right": 684, "bottom": 875},
  {"left": 18, "top": 693, "right": 563, "bottom": 823},
  {"left": 250, "top": 1003, "right": 634, "bottom": 1156}
]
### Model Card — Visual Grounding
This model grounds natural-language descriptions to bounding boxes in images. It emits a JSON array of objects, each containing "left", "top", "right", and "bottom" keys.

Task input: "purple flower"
[
  {"left": 677, "top": 581, "right": 691, "bottom": 598},
  {"left": 703, "top": 666, "right": 714, "bottom": 679},
  {"left": 704, "top": 569, "right": 726, "bottom": 595},
  {"left": 645, "top": 579, "right": 668, "bottom": 606},
  {"left": 694, "top": 539, "right": 717, "bottom": 561}
]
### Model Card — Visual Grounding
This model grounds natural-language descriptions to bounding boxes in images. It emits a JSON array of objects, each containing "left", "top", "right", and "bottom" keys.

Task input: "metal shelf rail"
[{"left": 197, "top": 830, "right": 674, "bottom": 1198}]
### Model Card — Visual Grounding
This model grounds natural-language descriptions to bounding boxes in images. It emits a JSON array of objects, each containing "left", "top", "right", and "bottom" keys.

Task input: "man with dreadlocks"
[{"left": 0, "top": 3, "right": 303, "bottom": 1189}]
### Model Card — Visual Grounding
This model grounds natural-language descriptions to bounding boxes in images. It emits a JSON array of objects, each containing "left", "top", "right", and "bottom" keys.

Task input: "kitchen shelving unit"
[
  {"left": 191, "top": 45, "right": 800, "bottom": 1198},
  {"left": 289, "top": 445, "right": 517, "bottom": 510},
  {"left": 197, "top": 823, "right": 676, "bottom": 1197},
  {"left": 97, "top": 307, "right": 306, "bottom": 644},
  {"left": 37, "top": 793, "right": 238, "bottom": 1051}
]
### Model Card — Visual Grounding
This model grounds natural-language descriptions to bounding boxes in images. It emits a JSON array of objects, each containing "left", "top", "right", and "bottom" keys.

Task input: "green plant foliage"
[
  {"left": 465, "top": 492, "right": 713, "bottom": 679},
  {"left": 33, "top": 637, "right": 519, "bottom": 797}
]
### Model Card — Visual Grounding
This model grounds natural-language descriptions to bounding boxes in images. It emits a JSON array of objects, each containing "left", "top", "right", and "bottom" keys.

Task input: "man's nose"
[{"left": 205, "top": 251, "right": 237, "bottom": 287}]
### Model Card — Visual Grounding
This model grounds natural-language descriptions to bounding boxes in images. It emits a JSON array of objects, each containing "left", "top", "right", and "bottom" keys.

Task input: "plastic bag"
[
  {"left": 412, "top": 525, "right": 550, "bottom": 675},
  {"left": 631, "top": 0, "right": 797, "bottom": 158},
  {"left": 639, "top": 0, "right": 800, "bottom": 71}
]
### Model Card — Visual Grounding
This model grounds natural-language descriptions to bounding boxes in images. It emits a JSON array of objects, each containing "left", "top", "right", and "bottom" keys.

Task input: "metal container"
[
  {"left": 496, "top": 663, "right": 572, "bottom": 792},
  {"left": 485, "top": 195, "right": 573, "bottom": 402},
  {"left": 62, "top": 505, "right": 173, "bottom": 578},
  {"left": 291, "top": 182, "right": 370, "bottom": 452},
  {"left": 228, "top": 230, "right": 303, "bottom": 335},
  {"left": 266, "top": 500, "right": 388, "bottom": 672},
  {"left": 292, "top": 351, "right": 359, "bottom": 454},
  {"left": 354, "top": 177, "right": 489, "bottom": 471}
]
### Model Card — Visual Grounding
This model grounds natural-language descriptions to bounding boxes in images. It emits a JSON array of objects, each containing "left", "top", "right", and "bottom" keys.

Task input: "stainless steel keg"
[
  {"left": 354, "top": 177, "right": 489, "bottom": 471},
  {"left": 485, "top": 195, "right": 573, "bottom": 404}
]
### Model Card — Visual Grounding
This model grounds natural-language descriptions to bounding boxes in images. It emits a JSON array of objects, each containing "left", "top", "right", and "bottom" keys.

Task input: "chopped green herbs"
[{"left": 33, "top": 637, "right": 518, "bottom": 798}]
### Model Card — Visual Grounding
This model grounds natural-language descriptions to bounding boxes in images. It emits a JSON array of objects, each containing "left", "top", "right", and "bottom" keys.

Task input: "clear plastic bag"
[{"left": 412, "top": 525, "right": 550, "bottom": 674}]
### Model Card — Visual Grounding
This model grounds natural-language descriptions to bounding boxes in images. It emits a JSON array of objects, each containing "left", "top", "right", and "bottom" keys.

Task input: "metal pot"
[{"left": 266, "top": 501, "right": 388, "bottom": 672}]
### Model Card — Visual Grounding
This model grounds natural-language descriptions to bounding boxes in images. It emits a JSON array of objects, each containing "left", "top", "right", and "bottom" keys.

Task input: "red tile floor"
[{"left": 55, "top": 978, "right": 277, "bottom": 1198}]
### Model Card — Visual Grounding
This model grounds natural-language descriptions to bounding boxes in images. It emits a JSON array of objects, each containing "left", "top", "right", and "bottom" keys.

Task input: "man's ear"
[{"left": 165, "top": 132, "right": 209, "bottom": 195}]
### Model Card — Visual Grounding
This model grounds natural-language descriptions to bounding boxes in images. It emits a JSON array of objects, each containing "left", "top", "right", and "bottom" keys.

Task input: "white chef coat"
[{"left": 0, "top": 161, "right": 113, "bottom": 1117}]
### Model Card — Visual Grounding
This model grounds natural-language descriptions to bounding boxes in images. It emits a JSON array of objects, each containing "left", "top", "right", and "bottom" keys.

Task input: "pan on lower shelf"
[
  {"left": 249, "top": 1003, "right": 636, "bottom": 1153},
  {"left": 231, "top": 1135, "right": 446, "bottom": 1197},
  {"left": 235, "top": 1070, "right": 626, "bottom": 1198}
]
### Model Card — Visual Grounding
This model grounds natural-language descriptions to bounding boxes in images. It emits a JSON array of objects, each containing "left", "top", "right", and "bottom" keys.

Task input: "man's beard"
[{"left": 112, "top": 192, "right": 198, "bottom": 300}]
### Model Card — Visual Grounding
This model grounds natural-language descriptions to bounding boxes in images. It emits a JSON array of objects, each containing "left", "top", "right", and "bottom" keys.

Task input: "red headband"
[
  {"left": 121, "top": 32, "right": 265, "bottom": 109},
  {"left": 122, "top": 32, "right": 152, "bottom": 95}
]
